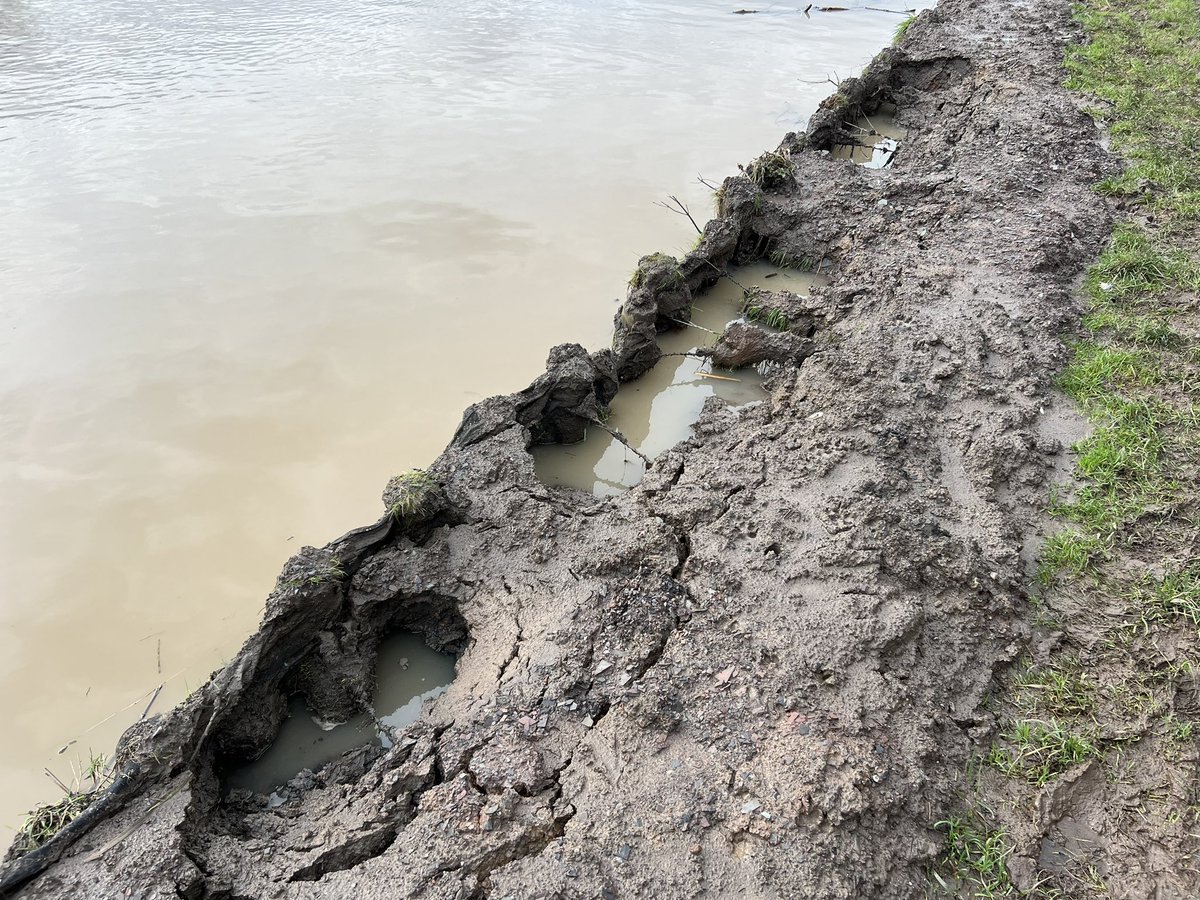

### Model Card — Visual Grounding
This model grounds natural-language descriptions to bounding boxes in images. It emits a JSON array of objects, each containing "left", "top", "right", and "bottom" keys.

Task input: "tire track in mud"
[{"left": 1, "top": 0, "right": 1121, "bottom": 896}]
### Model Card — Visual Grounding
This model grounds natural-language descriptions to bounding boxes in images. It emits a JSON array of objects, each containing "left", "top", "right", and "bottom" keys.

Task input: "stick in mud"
[
  {"left": 666, "top": 317, "right": 720, "bottom": 336},
  {"left": 579, "top": 417, "right": 653, "bottom": 467},
  {"left": 138, "top": 685, "right": 163, "bottom": 723}
]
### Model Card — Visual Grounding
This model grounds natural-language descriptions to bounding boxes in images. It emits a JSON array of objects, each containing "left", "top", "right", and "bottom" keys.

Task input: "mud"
[
  {"left": 0, "top": 0, "right": 1124, "bottom": 896},
  {"left": 532, "top": 264, "right": 825, "bottom": 497}
]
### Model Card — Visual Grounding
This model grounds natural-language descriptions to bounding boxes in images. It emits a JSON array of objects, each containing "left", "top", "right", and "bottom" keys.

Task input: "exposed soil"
[{"left": 0, "top": 0, "right": 1141, "bottom": 896}]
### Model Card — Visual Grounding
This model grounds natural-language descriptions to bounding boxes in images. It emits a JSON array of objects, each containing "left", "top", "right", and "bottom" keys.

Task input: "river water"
[{"left": 0, "top": 0, "right": 924, "bottom": 841}]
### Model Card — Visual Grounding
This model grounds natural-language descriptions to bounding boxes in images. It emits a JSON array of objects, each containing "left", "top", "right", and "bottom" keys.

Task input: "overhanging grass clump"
[{"left": 385, "top": 469, "right": 438, "bottom": 520}]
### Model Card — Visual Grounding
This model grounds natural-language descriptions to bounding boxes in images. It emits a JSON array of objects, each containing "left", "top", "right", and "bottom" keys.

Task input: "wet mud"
[
  {"left": 0, "top": 0, "right": 1127, "bottom": 896},
  {"left": 533, "top": 263, "right": 826, "bottom": 497}
]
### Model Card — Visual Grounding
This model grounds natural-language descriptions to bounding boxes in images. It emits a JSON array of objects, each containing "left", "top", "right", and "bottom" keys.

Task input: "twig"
[
  {"left": 696, "top": 175, "right": 720, "bottom": 192},
  {"left": 581, "top": 418, "right": 652, "bottom": 467},
  {"left": 698, "top": 257, "right": 751, "bottom": 294},
  {"left": 696, "top": 371, "right": 741, "bottom": 382},
  {"left": 666, "top": 316, "right": 719, "bottom": 336},
  {"left": 653, "top": 194, "right": 702, "bottom": 234},
  {"left": 138, "top": 684, "right": 163, "bottom": 722},
  {"left": 43, "top": 769, "right": 71, "bottom": 794}
]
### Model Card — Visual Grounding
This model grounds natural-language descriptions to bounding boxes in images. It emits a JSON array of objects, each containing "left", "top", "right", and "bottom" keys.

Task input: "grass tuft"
[
  {"left": 385, "top": 469, "right": 439, "bottom": 520},
  {"left": 746, "top": 152, "right": 795, "bottom": 189},
  {"left": 893, "top": 14, "right": 916, "bottom": 45},
  {"left": 987, "top": 719, "right": 1104, "bottom": 787},
  {"left": 934, "top": 815, "right": 1016, "bottom": 898}
]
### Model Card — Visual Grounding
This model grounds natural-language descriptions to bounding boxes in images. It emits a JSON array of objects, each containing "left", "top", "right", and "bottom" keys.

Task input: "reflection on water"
[
  {"left": 534, "top": 263, "right": 828, "bottom": 496},
  {"left": 226, "top": 633, "right": 455, "bottom": 795},
  {"left": 0, "top": 0, "right": 931, "bottom": 839}
]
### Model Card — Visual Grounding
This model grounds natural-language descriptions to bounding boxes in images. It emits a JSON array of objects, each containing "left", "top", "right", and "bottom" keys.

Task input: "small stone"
[
  {"left": 594, "top": 660, "right": 613, "bottom": 676},
  {"left": 689, "top": 843, "right": 702, "bottom": 855},
  {"left": 741, "top": 800, "right": 762, "bottom": 814},
  {"left": 616, "top": 844, "right": 632, "bottom": 861}
]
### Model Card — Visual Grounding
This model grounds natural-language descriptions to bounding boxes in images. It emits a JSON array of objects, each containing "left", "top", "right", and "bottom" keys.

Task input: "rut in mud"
[{"left": 0, "top": 0, "right": 1124, "bottom": 896}]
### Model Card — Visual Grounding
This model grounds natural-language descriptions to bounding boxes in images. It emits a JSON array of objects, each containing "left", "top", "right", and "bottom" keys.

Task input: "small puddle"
[
  {"left": 533, "top": 262, "right": 828, "bottom": 496},
  {"left": 832, "top": 101, "right": 905, "bottom": 168},
  {"left": 225, "top": 632, "right": 455, "bottom": 795}
]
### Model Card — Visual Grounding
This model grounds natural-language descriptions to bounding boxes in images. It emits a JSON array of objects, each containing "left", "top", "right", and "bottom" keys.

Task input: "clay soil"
[{"left": 4, "top": 0, "right": 1190, "bottom": 896}]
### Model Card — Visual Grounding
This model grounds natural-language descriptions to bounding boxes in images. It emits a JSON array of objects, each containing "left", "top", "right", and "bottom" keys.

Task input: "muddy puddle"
[
  {"left": 226, "top": 633, "right": 455, "bottom": 795},
  {"left": 832, "top": 101, "right": 906, "bottom": 167},
  {"left": 534, "top": 263, "right": 828, "bottom": 496}
]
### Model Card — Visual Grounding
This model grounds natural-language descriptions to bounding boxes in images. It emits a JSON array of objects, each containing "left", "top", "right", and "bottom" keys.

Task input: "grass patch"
[
  {"left": 933, "top": 815, "right": 1016, "bottom": 898},
  {"left": 1038, "top": 528, "right": 1103, "bottom": 582},
  {"left": 768, "top": 247, "right": 818, "bottom": 271},
  {"left": 14, "top": 753, "right": 110, "bottom": 854},
  {"left": 1012, "top": 660, "right": 1096, "bottom": 717},
  {"left": 1130, "top": 566, "right": 1200, "bottom": 632},
  {"left": 1065, "top": 0, "right": 1200, "bottom": 221},
  {"left": 744, "top": 303, "right": 791, "bottom": 331},
  {"left": 987, "top": 719, "right": 1104, "bottom": 787},
  {"left": 385, "top": 469, "right": 439, "bottom": 520},
  {"left": 746, "top": 152, "right": 795, "bottom": 189}
]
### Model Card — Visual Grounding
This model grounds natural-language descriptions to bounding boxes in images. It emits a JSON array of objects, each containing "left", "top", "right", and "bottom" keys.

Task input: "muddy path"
[{"left": 0, "top": 0, "right": 1119, "bottom": 896}]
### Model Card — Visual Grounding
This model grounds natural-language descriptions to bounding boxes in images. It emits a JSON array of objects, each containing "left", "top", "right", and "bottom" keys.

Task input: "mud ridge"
[{"left": 1, "top": 0, "right": 1122, "bottom": 896}]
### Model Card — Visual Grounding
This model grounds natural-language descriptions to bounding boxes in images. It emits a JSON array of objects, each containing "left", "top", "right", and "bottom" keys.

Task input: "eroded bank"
[{"left": 0, "top": 0, "right": 1123, "bottom": 895}]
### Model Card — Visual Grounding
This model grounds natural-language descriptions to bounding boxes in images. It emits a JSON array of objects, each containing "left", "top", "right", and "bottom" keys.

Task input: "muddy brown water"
[
  {"left": 0, "top": 0, "right": 930, "bottom": 842},
  {"left": 225, "top": 633, "right": 456, "bottom": 795},
  {"left": 534, "top": 263, "right": 829, "bottom": 496}
]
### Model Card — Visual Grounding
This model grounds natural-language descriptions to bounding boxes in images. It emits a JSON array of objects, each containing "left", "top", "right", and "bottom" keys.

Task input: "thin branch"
[
  {"left": 581, "top": 418, "right": 652, "bottom": 467},
  {"left": 696, "top": 175, "right": 721, "bottom": 192},
  {"left": 666, "top": 316, "right": 720, "bottom": 336},
  {"left": 698, "top": 257, "right": 752, "bottom": 295},
  {"left": 653, "top": 194, "right": 702, "bottom": 234}
]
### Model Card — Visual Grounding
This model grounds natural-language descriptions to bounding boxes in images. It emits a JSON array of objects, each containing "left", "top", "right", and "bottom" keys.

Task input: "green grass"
[
  {"left": 987, "top": 719, "right": 1104, "bottom": 787},
  {"left": 1038, "top": 528, "right": 1103, "bottom": 582},
  {"left": 893, "top": 14, "right": 916, "bottom": 45},
  {"left": 1012, "top": 661, "right": 1096, "bottom": 717},
  {"left": 768, "top": 247, "right": 818, "bottom": 271},
  {"left": 933, "top": 816, "right": 1016, "bottom": 898},
  {"left": 385, "top": 469, "right": 438, "bottom": 520},
  {"left": 14, "top": 753, "right": 109, "bottom": 854},
  {"left": 1065, "top": 0, "right": 1200, "bottom": 221},
  {"left": 1130, "top": 566, "right": 1200, "bottom": 632},
  {"left": 744, "top": 304, "right": 791, "bottom": 331},
  {"left": 307, "top": 556, "right": 347, "bottom": 585}
]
